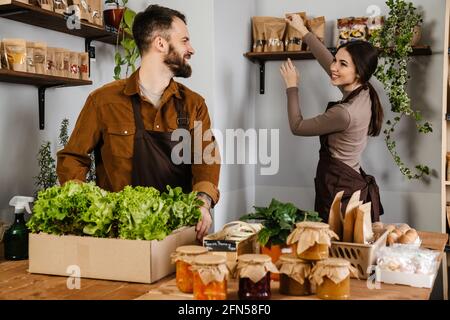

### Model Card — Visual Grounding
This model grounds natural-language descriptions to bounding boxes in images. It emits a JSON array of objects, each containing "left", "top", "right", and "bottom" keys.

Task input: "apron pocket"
[{"left": 107, "top": 125, "right": 135, "bottom": 159}]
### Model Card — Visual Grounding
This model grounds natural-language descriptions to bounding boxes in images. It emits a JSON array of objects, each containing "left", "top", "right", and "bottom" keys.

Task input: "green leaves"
[
  {"left": 371, "top": 0, "right": 431, "bottom": 180},
  {"left": 240, "top": 198, "right": 321, "bottom": 247},
  {"left": 27, "top": 182, "right": 202, "bottom": 241}
]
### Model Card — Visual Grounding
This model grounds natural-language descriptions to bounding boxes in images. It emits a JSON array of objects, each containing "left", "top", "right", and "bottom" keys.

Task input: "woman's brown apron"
[
  {"left": 130, "top": 93, "right": 192, "bottom": 193},
  {"left": 314, "top": 95, "right": 384, "bottom": 222}
]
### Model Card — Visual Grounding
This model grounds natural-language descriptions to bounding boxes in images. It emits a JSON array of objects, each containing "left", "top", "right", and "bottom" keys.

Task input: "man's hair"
[{"left": 132, "top": 5, "right": 186, "bottom": 54}]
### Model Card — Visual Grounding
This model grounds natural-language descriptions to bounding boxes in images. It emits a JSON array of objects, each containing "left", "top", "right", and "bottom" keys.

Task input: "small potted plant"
[
  {"left": 104, "top": 0, "right": 127, "bottom": 32},
  {"left": 240, "top": 199, "right": 321, "bottom": 280}
]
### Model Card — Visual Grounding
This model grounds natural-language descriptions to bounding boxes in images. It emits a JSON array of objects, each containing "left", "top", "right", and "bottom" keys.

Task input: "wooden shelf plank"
[
  {"left": 0, "top": 0, "right": 117, "bottom": 45},
  {"left": 0, "top": 69, "right": 92, "bottom": 87},
  {"left": 244, "top": 46, "right": 433, "bottom": 63}
]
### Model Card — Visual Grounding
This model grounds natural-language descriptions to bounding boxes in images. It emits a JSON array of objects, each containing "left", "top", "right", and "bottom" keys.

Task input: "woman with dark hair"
[{"left": 280, "top": 14, "right": 384, "bottom": 222}]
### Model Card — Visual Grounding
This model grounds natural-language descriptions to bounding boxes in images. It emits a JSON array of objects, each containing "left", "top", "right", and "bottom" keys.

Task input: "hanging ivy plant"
[{"left": 370, "top": 0, "right": 431, "bottom": 180}]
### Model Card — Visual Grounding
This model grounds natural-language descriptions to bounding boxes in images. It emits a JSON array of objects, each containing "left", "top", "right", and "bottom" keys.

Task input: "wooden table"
[{"left": 0, "top": 231, "right": 447, "bottom": 300}]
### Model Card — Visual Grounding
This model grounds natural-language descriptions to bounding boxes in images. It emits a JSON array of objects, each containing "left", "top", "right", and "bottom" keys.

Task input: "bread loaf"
[
  {"left": 387, "top": 232, "right": 399, "bottom": 246},
  {"left": 398, "top": 228, "right": 418, "bottom": 244}
]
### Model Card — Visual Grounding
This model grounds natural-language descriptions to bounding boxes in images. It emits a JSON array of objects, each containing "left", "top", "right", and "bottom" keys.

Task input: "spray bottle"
[{"left": 4, "top": 196, "right": 34, "bottom": 260}]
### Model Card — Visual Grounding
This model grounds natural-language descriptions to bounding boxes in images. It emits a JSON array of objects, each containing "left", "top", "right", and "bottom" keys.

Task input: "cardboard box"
[{"left": 29, "top": 226, "right": 197, "bottom": 283}]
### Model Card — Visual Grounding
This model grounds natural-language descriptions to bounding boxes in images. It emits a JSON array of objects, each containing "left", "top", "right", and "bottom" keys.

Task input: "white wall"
[{"left": 253, "top": 0, "right": 446, "bottom": 235}]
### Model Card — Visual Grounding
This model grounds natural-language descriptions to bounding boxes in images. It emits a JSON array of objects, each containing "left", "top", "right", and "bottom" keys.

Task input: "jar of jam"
[
  {"left": 236, "top": 254, "right": 278, "bottom": 300},
  {"left": 171, "top": 245, "right": 208, "bottom": 293},
  {"left": 191, "top": 254, "right": 229, "bottom": 300},
  {"left": 310, "top": 258, "right": 358, "bottom": 300},
  {"left": 286, "top": 221, "right": 338, "bottom": 261},
  {"left": 277, "top": 254, "right": 312, "bottom": 296}
]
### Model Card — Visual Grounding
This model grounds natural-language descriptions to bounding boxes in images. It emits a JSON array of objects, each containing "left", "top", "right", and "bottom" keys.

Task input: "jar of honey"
[
  {"left": 191, "top": 254, "right": 229, "bottom": 300},
  {"left": 171, "top": 245, "right": 208, "bottom": 293},
  {"left": 286, "top": 221, "right": 338, "bottom": 261},
  {"left": 310, "top": 258, "right": 358, "bottom": 300},
  {"left": 235, "top": 254, "right": 279, "bottom": 300},
  {"left": 276, "top": 254, "right": 312, "bottom": 296}
]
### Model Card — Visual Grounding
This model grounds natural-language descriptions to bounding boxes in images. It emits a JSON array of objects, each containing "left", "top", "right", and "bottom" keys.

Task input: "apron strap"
[
  {"left": 131, "top": 94, "right": 145, "bottom": 132},
  {"left": 174, "top": 90, "right": 189, "bottom": 130}
]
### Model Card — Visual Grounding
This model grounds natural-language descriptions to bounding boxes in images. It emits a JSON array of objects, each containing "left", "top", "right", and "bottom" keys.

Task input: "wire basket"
[{"left": 329, "top": 230, "right": 388, "bottom": 279}]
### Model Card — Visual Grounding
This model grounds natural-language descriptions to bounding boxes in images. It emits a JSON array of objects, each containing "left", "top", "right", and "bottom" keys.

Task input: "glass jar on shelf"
[
  {"left": 310, "top": 258, "right": 358, "bottom": 300},
  {"left": 276, "top": 254, "right": 312, "bottom": 296},
  {"left": 171, "top": 245, "right": 209, "bottom": 293},
  {"left": 235, "top": 254, "right": 279, "bottom": 300},
  {"left": 286, "top": 221, "right": 339, "bottom": 261},
  {"left": 191, "top": 254, "right": 229, "bottom": 300}
]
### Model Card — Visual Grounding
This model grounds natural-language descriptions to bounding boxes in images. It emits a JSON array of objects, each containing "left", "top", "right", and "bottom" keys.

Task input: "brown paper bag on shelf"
[
  {"left": 4, "top": 38, "right": 27, "bottom": 72},
  {"left": 69, "top": 51, "right": 79, "bottom": 79},
  {"left": 306, "top": 16, "right": 325, "bottom": 43},
  {"left": 263, "top": 19, "right": 286, "bottom": 52},
  {"left": 54, "top": 47, "right": 65, "bottom": 77},
  {"left": 33, "top": 42, "right": 47, "bottom": 75},
  {"left": 46, "top": 47, "right": 56, "bottom": 76},
  {"left": 251, "top": 16, "right": 273, "bottom": 53},
  {"left": 53, "top": 0, "right": 68, "bottom": 15},
  {"left": 70, "top": 0, "right": 92, "bottom": 23},
  {"left": 34, "top": 0, "right": 53, "bottom": 11},
  {"left": 79, "top": 52, "right": 89, "bottom": 80},
  {"left": 26, "top": 41, "right": 36, "bottom": 74},
  {"left": 284, "top": 12, "right": 306, "bottom": 51},
  {"left": 90, "top": 0, "right": 103, "bottom": 26},
  {"left": 62, "top": 49, "right": 70, "bottom": 78}
]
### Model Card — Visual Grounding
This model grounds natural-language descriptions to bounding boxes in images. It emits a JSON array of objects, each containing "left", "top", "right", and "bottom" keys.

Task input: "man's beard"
[{"left": 164, "top": 45, "right": 192, "bottom": 78}]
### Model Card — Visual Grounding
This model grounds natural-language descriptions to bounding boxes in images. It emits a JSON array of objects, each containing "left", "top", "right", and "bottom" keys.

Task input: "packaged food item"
[
  {"left": 284, "top": 12, "right": 306, "bottom": 51},
  {"left": 287, "top": 221, "right": 339, "bottom": 261},
  {"left": 306, "top": 16, "right": 326, "bottom": 44},
  {"left": 26, "top": 41, "right": 36, "bottom": 73},
  {"left": 377, "top": 245, "right": 439, "bottom": 275},
  {"left": 337, "top": 17, "right": 352, "bottom": 47},
  {"left": 67, "top": 51, "right": 78, "bottom": 78},
  {"left": 311, "top": 258, "right": 357, "bottom": 300},
  {"left": 276, "top": 254, "right": 312, "bottom": 296},
  {"left": 54, "top": 47, "right": 65, "bottom": 77},
  {"left": 377, "top": 223, "right": 421, "bottom": 246},
  {"left": 235, "top": 254, "right": 278, "bottom": 300},
  {"left": 70, "top": 0, "right": 92, "bottom": 23},
  {"left": 33, "top": 42, "right": 47, "bottom": 75},
  {"left": 35, "top": 0, "right": 53, "bottom": 11},
  {"left": 91, "top": 0, "right": 103, "bottom": 26},
  {"left": 264, "top": 20, "right": 286, "bottom": 52},
  {"left": 350, "top": 17, "right": 368, "bottom": 42},
  {"left": 366, "top": 16, "right": 384, "bottom": 46},
  {"left": 63, "top": 49, "right": 70, "bottom": 78},
  {"left": 171, "top": 245, "right": 209, "bottom": 293},
  {"left": 79, "top": 52, "right": 89, "bottom": 80},
  {"left": 251, "top": 16, "right": 272, "bottom": 53},
  {"left": 191, "top": 254, "right": 229, "bottom": 300},
  {"left": 3, "top": 39, "right": 27, "bottom": 72},
  {"left": 46, "top": 47, "right": 56, "bottom": 76},
  {"left": 53, "top": 0, "right": 68, "bottom": 14}
]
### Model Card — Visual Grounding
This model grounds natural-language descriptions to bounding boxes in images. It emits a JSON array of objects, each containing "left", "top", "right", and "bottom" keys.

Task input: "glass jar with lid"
[
  {"left": 310, "top": 258, "right": 358, "bottom": 300},
  {"left": 191, "top": 254, "right": 229, "bottom": 300},
  {"left": 276, "top": 254, "right": 312, "bottom": 296},
  {"left": 235, "top": 254, "right": 279, "bottom": 300},
  {"left": 171, "top": 245, "right": 209, "bottom": 293},
  {"left": 286, "top": 221, "right": 339, "bottom": 261}
]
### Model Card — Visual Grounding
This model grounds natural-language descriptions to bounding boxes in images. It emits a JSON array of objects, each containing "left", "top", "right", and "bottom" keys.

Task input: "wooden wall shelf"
[
  {"left": 0, "top": 69, "right": 92, "bottom": 129},
  {"left": 0, "top": 0, "right": 117, "bottom": 45},
  {"left": 244, "top": 46, "right": 433, "bottom": 94}
]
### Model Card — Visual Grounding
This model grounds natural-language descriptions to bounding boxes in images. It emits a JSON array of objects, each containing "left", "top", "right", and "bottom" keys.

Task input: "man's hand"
[{"left": 196, "top": 206, "right": 212, "bottom": 241}]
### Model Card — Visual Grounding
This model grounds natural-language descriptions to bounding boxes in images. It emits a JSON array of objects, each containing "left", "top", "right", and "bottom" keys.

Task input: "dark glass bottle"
[
  {"left": 4, "top": 213, "right": 29, "bottom": 260},
  {"left": 238, "top": 273, "right": 271, "bottom": 300}
]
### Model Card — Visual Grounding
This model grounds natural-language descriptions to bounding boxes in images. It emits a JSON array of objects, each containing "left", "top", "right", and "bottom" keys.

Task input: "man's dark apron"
[
  {"left": 314, "top": 91, "right": 384, "bottom": 222},
  {"left": 130, "top": 93, "right": 192, "bottom": 193}
]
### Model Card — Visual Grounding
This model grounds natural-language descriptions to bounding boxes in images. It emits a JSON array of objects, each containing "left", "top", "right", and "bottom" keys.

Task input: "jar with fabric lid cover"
[{"left": 171, "top": 245, "right": 209, "bottom": 293}]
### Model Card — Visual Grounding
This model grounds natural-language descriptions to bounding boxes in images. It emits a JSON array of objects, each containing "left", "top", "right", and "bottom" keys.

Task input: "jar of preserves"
[
  {"left": 171, "top": 245, "right": 208, "bottom": 293},
  {"left": 276, "top": 254, "right": 312, "bottom": 296},
  {"left": 310, "top": 258, "right": 358, "bottom": 300},
  {"left": 191, "top": 254, "right": 229, "bottom": 300},
  {"left": 286, "top": 221, "right": 338, "bottom": 261},
  {"left": 235, "top": 254, "right": 279, "bottom": 300}
]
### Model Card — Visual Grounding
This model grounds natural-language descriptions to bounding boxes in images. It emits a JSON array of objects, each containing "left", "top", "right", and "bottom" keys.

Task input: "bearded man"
[{"left": 57, "top": 5, "right": 220, "bottom": 241}]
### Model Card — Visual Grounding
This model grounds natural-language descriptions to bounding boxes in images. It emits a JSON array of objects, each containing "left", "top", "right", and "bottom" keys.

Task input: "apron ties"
[
  {"left": 314, "top": 99, "right": 384, "bottom": 222},
  {"left": 130, "top": 93, "right": 192, "bottom": 193}
]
